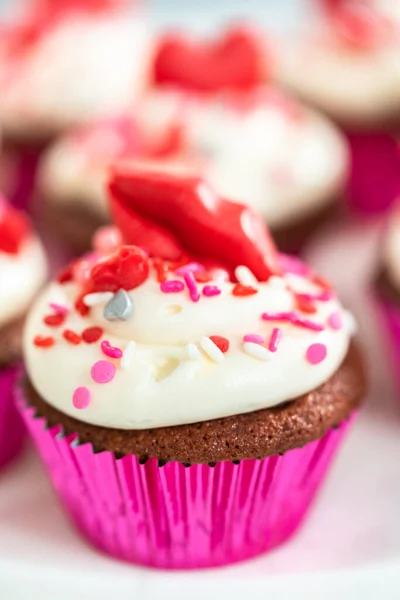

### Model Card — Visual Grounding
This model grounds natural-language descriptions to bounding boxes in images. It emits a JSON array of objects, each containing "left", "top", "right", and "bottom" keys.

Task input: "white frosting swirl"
[
  {"left": 0, "top": 12, "right": 152, "bottom": 139},
  {"left": 0, "top": 236, "right": 47, "bottom": 328},
  {"left": 24, "top": 263, "right": 354, "bottom": 429},
  {"left": 39, "top": 86, "right": 348, "bottom": 228}
]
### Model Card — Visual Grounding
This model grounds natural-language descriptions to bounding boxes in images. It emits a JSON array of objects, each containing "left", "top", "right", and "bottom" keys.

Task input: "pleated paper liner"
[{"left": 15, "top": 383, "right": 356, "bottom": 569}]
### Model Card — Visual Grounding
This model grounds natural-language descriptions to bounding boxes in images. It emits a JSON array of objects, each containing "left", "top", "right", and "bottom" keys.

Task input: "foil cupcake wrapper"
[
  {"left": 15, "top": 384, "right": 355, "bottom": 569},
  {"left": 0, "top": 366, "right": 26, "bottom": 469},
  {"left": 346, "top": 131, "right": 400, "bottom": 215}
]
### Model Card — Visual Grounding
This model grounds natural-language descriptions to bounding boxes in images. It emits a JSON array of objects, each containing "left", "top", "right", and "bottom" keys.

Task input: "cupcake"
[
  {"left": 18, "top": 166, "right": 366, "bottom": 568},
  {"left": 277, "top": 0, "right": 400, "bottom": 213},
  {"left": 0, "top": 0, "right": 151, "bottom": 207},
  {"left": 0, "top": 194, "right": 47, "bottom": 467},
  {"left": 37, "top": 26, "right": 348, "bottom": 255}
]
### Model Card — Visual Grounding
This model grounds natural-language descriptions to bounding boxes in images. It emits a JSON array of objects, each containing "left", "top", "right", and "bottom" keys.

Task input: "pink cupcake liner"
[
  {"left": 0, "top": 366, "right": 26, "bottom": 469},
  {"left": 16, "top": 385, "right": 355, "bottom": 569},
  {"left": 345, "top": 131, "right": 400, "bottom": 215}
]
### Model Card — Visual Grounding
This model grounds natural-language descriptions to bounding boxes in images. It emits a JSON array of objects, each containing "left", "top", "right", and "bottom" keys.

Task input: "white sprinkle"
[
  {"left": 121, "top": 341, "right": 136, "bottom": 369},
  {"left": 200, "top": 337, "right": 225, "bottom": 364},
  {"left": 235, "top": 265, "right": 258, "bottom": 287},
  {"left": 243, "top": 342, "right": 272, "bottom": 361},
  {"left": 345, "top": 311, "right": 358, "bottom": 335},
  {"left": 83, "top": 292, "right": 114, "bottom": 307},
  {"left": 186, "top": 343, "right": 201, "bottom": 360},
  {"left": 268, "top": 276, "right": 286, "bottom": 289}
]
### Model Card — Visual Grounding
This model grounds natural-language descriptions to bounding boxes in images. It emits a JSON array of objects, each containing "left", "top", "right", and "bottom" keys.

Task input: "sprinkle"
[
  {"left": 43, "top": 313, "right": 66, "bottom": 327},
  {"left": 327, "top": 312, "right": 343, "bottom": 330},
  {"left": 160, "top": 280, "right": 185, "bottom": 293},
  {"left": 203, "top": 285, "right": 221, "bottom": 297},
  {"left": 243, "top": 333, "right": 265, "bottom": 344},
  {"left": 306, "top": 343, "right": 327, "bottom": 365},
  {"left": 268, "top": 276, "right": 286, "bottom": 289},
  {"left": 232, "top": 283, "right": 258, "bottom": 297},
  {"left": 72, "top": 386, "right": 91, "bottom": 410},
  {"left": 194, "top": 270, "right": 212, "bottom": 283},
  {"left": 297, "top": 291, "right": 334, "bottom": 303},
  {"left": 75, "top": 294, "right": 90, "bottom": 317},
  {"left": 234, "top": 265, "right": 259, "bottom": 287},
  {"left": 200, "top": 337, "right": 225, "bottom": 363},
  {"left": 243, "top": 342, "right": 271, "bottom": 361},
  {"left": 49, "top": 303, "right": 69, "bottom": 315},
  {"left": 209, "top": 335, "right": 230, "bottom": 353},
  {"left": 91, "top": 360, "right": 116, "bottom": 384},
  {"left": 63, "top": 330, "right": 82, "bottom": 345},
  {"left": 57, "top": 264, "right": 74, "bottom": 284},
  {"left": 93, "top": 225, "right": 122, "bottom": 255},
  {"left": 104, "top": 290, "right": 133, "bottom": 321},
  {"left": 153, "top": 258, "right": 167, "bottom": 283},
  {"left": 295, "top": 295, "right": 317, "bottom": 315},
  {"left": 186, "top": 343, "right": 201, "bottom": 360},
  {"left": 268, "top": 328, "right": 282, "bottom": 353},
  {"left": 184, "top": 272, "right": 200, "bottom": 303},
  {"left": 261, "top": 312, "right": 324, "bottom": 332},
  {"left": 33, "top": 335, "right": 55, "bottom": 348},
  {"left": 121, "top": 341, "right": 136, "bottom": 369},
  {"left": 83, "top": 292, "right": 114, "bottom": 307},
  {"left": 101, "top": 340, "right": 123, "bottom": 359},
  {"left": 82, "top": 327, "right": 103, "bottom": 344},
  {"left": 313, "top": 275, "right": 332, "bottom": 290},
  {"left": 175, "top": 263, "right": 203, "bottom": 276}
]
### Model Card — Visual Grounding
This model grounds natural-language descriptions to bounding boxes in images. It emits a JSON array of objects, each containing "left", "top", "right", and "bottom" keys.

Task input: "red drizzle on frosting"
[
  {"left": 108, "top": 165, "right": 282, "bottom": 281},
  {"left": 0, "top": 199, "right": 31, "bottom": 255},
  {"left": 153, "top": 26, "right": 268, "bottom": 92}
]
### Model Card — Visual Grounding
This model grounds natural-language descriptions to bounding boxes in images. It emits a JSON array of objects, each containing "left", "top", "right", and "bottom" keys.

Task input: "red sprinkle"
[
  {"left": 194, "top": 270, "right": 213, "bottom": 283},
  {"left": 312, "top": 275, "right": 332, "bottom": 291},
  {"left": 295, "top": 294, "right": 317, "bottom": 315},
  {"left": 63, "top": 330, "right": 82, "bottom": 345},
  {"left": 33, "top": 335, "right": 55, "bottom": 348},
  {"left": 209, "top": 335, "right": 230, "bottom": 353},
  {"left": 57, "top": 263, "right": 75, "bottom": 284},
  {"left": 43, "top": 313, "right": 66, "bottom": 327},
  {"left": 82, "top": 327, "right": 104, "bottom": 344},
  {"left": 153, "top": 258, "right": 167, "bottom": 283},
  {"left": 232, "top": 283, "right": 258, "bottom": 297},
  {"left": 75, "top": 294, "right": 90, "bottom": 317}
]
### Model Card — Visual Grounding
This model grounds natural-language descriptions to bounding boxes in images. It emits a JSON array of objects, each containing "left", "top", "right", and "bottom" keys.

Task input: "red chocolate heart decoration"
[
  {"left": 153, "top": 26, "right": 267, "bottom": 93},
  {"left": 89, "top": 246, "right": 150, "bottom": 293},
  {"left": 108, "top": 165, "right": 281, "bottom": 281},
  {"left": 0, "top": 200, "right": 31, "bottom": 255}
]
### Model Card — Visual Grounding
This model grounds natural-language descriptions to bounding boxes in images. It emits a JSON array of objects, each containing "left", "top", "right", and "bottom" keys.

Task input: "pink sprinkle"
[
  {"left": 101, "top": 340, "right": 123, "bottom": 359},
  {"left": 175, "top": 263, "right": 204, "bottom": 276},
  {"left": 298, "top": 291, "right": 334, "bottom": 303},
  {"left": 91, "top": 360, "right": 116, "bottom": 384},
  {"left": 184, "top": 272, "right": 200, "bottom": 303},
  {"left": 261, "top": 312, "right": 324, "bottom": 332},
  {"left": 268, "top": 328, "right": 282, "bottom": 353},
  {"left": 72, "top": 386, "right": 91, "bottom": 410},
  {"left": 160, "top": 280, "right": 185, "bottom": 293},
  {"left": 203, "top": 285, "right": 221, "bottom": 297},
  {"left": 49, "top": 303, "right": 69, "bottom": 315},
  {"left": 93, "top": 226, "right": 122, "bottom": 254},
  {"left": 306, "top": 343, "right": 327, "bottom": 365},
  {"left": 243, "top": 333, "right": 265, "bottom": 344},
  {"left": 328, "top": 312, "right": 343, "bottom": 330}
]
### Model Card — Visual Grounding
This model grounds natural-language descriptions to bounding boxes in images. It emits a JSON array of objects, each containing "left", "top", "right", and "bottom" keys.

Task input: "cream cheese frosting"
[
  {"left": 0, "top": 12, "right": 152, "bottom": 139},
  {"left": 38, "top": 86, "right": 348, "bottom": 228},
  {"left": 24, "top": 254, "right": 355, "bottom": 430}
]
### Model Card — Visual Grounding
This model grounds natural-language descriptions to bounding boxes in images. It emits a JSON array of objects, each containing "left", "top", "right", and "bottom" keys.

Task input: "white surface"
[{"left": 2, "top": 217, "right": 400, "bottom": 599}]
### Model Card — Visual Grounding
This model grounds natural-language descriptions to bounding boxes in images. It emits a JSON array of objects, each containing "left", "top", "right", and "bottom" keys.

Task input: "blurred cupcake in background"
[
  {"left": 17, "top": 166, "right": 366, "bottom": 568},
  {"left": 0, "top": 0, "right": 152, "bottom": 207},
  {"left": 0, "top": 194, "right": 47, "bottom": 468},
  {"left": 277, "top": 0, "right": 400, "bottom": 213},
  {"left": 37, "top": 25, "right": 349, "bottom": 255}
]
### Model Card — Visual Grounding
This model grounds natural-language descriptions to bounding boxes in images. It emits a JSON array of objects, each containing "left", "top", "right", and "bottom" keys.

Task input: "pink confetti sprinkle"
[
  {"left": 184, "top": 272, "right": 200, "bottom": 303},
  {"left": 203, "top": 285, "right": 221, "bottom": 297},
  {"left": 243, "top": 333, "right": 266, "bottom": 344},
  {"left": 93, "top": 226, "right": 122, "bottom": 255},
  {"left": 328, "top": 312, "right": 343, "bottom": 330},
  {"left": 160, "top": 280, "right": 185, "bottom": 293},
  {"left": 49, "top": 303, "right": 69, "bottom": 315},
  {"left": 91, "top": 360, "right": 116, "bottom": 384},
  {"left": 261, "top": 312, "right": 324, "bottom": 332},
  {"left": 175, "top": 263, "right": 204, "bottom": 276},
  {"left": 101, "top": 340, "right": 123, "bottom": 359},
  {"left": 268, "top": 328, "right": 282, "bottom": 353},
  {"left": 72, "top": 386, "right": 91, "bottom": 410},
  {"left": 306, "top": 343, "right": 327, "bottom": 365}
]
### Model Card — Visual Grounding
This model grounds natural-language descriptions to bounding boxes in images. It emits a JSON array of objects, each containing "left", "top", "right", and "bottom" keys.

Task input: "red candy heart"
[
  {"left": 108, "top": 165, "right": 281, "bottom": 282},
  {"left": 153, "top": 26, "right": 267, "bottom": 93},
  {"left": 0, "top": 202, "right": 31, "bottom": 254},
  {"left": 90, "top": 245, "right": 150, "bottom": 292}
]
